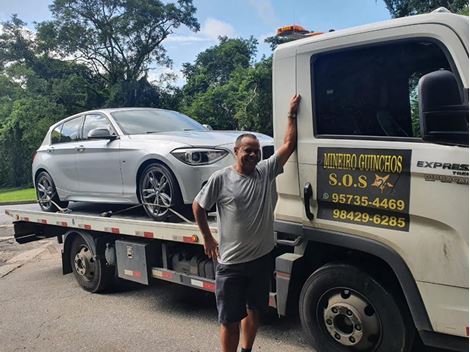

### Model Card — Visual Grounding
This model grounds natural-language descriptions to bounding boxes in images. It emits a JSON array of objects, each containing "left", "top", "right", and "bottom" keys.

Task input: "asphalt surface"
[{"left": 0, "top": 203, "right": 454, "bottom": 352}]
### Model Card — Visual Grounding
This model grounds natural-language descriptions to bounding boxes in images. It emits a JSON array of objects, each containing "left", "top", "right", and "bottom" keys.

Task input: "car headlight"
[{"left": 171, "top": 148, "right": 229, "bottom": 165}]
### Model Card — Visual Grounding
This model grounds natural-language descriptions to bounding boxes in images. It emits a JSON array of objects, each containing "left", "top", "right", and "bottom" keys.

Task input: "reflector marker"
[
  {"left": 202, "top": 282, "right": 215, "bottom": 291},
  {"left": 56, "top": 221, "right": 68, "bottom": 227},
  {"left": 191, "top": 279, "right": 203, "bottom": 288},
  {"left": 276, "top": 271, "right": 290, "bottom": 279},
  {"left": 466, "top": 327, "right": 469, "bottom": 337},
  {"left": 124, "top": 269, "right": 142, "bottom": 278},
  {"left": 104, "top": 227, "right": 120, "bottom": 234},
  {"left": 39, "top": 219, "right": 47, "bottom": 224},
  {"left": 152, "top": 269, "right": 174, "bottom": 280},
  {"left": 78, "top": 224, "right": 92, "bottom": 230},
  {"left": 135, "top": 231, "right": 154, "bottom": 238}
]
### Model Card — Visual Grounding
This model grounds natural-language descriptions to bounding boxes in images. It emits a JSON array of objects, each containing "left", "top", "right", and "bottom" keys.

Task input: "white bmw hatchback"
[{"left": 33, "top": 108, "right": 274, "bottom": 221}]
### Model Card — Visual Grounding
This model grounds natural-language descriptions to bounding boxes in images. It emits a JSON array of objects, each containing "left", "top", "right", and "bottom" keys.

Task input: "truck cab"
[{"left": 273, "top": 10, "right": 468, "bottom": 352}]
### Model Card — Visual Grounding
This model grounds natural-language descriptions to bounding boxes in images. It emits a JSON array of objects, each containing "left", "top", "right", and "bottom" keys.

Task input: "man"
[{"left": 192, "top": 94, "right": 301, "bottom": 352}]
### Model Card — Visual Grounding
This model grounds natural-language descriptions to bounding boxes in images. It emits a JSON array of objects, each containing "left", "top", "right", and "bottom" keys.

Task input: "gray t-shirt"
[{"left": 194, "top": 153, "right": 283, "bottom": 265}]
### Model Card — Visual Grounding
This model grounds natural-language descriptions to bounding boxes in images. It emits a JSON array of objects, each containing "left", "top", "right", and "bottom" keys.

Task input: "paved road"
[{"left": 0, "top": 203, "right": 453, "bottom": 352}]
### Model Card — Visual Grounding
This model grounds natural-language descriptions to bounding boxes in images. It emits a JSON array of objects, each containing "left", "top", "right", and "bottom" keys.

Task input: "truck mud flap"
[{"left": 13, "top": 221, "right": 67, "bottom": 244}]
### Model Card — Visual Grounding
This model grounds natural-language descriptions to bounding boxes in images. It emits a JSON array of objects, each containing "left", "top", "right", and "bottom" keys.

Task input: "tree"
[
  {"left": 0, "top": 97, "right": 65, "bottom": 187},
  {"left": 383, "top": 0, "right": 468, "bottom": 17},
  {"left": 181, "top": 36, "right": 257, "bottom": 96},
  {"left": 37, "top": 0, "right": 199, "bottom": 87},
  {"left": 180, "top": 36, "right": 258, "bottom": 128}
]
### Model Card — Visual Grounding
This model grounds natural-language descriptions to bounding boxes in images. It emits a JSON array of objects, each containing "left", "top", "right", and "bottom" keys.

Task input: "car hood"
[{"left": 128, "top": 130, "right": 273, "bottom": 148}]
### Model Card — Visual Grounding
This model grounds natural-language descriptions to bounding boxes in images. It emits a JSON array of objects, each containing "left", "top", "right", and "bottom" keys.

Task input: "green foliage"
[
  {"left": 0, "top": 97, "right": 65, "bottom": 187},
  {"left": 383, "top": 0, "right": 468, "bottom": 17},
  {"left": 38, "top": 0, "right": 199, "bottom": 105},
  {"left": 0, "top": 187, "right": 36, "bottom": 203},
  {"left": 180, "top": 37, "right": 274, "bottom": 134}
]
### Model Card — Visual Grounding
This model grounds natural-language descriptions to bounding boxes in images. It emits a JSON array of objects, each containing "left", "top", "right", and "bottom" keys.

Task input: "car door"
[
  {"left": 75, "top": 113, "right": 122, "bottom": 199},
  {"left": 46, "top": 116, "right": 83, "bottom": 195}
]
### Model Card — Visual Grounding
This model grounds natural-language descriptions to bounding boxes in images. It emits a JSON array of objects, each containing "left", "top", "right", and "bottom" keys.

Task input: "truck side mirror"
[{"left": 418, "top": 70, "right": 468, "bottom": 145}]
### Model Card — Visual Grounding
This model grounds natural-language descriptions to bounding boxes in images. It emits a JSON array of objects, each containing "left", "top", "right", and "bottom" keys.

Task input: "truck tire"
[
  {"left": 70, "top": 234, "right": 113, "bottom": 293},
  {"left": 299, "top": 263, "right": 414, "bottom": 352}
]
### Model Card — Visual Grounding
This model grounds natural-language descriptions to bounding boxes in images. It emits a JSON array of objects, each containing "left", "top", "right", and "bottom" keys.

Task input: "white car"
[{"left": 32, "top": 108, "right": 274, "bottom": 221}]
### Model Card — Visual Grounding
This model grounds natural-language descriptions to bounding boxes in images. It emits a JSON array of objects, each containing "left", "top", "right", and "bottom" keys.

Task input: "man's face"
[{"left": 234, "top": 137, "right": 261, "bottom": 173}]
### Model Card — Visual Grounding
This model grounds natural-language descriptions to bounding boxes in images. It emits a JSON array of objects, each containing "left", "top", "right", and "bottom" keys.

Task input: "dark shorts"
[{"left": 215, "top": 251, "right": 274, "bottom": 324}]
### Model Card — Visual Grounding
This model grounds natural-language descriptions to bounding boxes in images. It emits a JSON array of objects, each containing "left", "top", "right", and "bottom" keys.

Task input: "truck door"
[{"left": 292, "top": 22, "right": 468, "bottom": 336}]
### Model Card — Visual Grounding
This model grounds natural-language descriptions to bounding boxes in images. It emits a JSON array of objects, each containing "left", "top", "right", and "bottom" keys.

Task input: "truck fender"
[{"left": 274, "top": 221, "right": 433, "bottom": 333}]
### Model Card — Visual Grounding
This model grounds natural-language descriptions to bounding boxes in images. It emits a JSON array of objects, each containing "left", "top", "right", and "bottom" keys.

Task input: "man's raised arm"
[{"left": 276, "top": 94, "right": 301, "bottom": 167}]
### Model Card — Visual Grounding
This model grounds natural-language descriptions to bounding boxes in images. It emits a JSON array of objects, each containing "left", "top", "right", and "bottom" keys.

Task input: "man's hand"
[
  {"left": 203, "top": 234, "right": 219, "bottom": 260},
  {"left": 288, "top": 94, "right": 301, "bottom": 117},
  {"left": 193, "top": 200, "right": 219, "bottom": 261}
]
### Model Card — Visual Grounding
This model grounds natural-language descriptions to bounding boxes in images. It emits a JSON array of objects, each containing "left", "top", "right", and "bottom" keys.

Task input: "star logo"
[{"left": 371, "top": 174, "right": 394, "bottom": 193}]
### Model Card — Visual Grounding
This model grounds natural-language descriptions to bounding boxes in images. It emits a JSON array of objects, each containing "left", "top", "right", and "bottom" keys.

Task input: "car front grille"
[{"left": 262, "top": 145, "right": 274, "bottom": 160}]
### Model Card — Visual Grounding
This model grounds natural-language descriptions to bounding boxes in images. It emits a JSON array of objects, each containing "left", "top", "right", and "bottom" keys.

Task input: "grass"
[{"left": 0, "top": 187, "right": 36, "bottom": 203}]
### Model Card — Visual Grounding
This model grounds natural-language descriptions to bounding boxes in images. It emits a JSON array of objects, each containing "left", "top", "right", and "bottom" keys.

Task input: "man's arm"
[
  {"left": 192, "top": 201, "right": 219, "bottom": 260},
  {"left": 276, "top": 94, "right": 301, "bottom": 167}
]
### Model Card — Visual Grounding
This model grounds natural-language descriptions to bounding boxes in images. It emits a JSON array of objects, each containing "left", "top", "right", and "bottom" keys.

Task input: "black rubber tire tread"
[
  {"left": 139, "top": 163, "right": 186, "bottom": 222},
  {"left": 299, "top": 263, "right": 415, "bottom": 352},
  {"left": 35, "top": 171, "right": 68, "bottom": 212},
  {"left": 69, "top": 235, "right": 113, "bottom": 293}
]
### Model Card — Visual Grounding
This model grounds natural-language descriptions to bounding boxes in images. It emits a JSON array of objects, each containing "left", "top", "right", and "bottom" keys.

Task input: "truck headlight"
[{"left": 171, "top": 148, "right": 229, "bottom": 165}]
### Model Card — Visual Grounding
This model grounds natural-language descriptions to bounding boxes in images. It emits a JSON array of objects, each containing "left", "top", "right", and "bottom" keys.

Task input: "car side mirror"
[
  {"left": 87, "top": 128, "right": 117, "bottom": 140},
  {"left": 203, "top": 124, "right": 213, "bottom": 131},
  {"left": 418, "top": 70, "right": 468, "bottom": 145}
]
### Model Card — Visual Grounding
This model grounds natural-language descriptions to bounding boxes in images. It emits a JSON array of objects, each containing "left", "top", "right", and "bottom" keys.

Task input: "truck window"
[{"left": 312, "top": 40, "right": 453, "bottom": 139}]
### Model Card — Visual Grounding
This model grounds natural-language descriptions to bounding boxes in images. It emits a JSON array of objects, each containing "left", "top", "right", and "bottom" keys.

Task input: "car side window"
[
  {"left": 82, "top": 114, "right": 114, "bottom": 140},
  {"left": 51, "top": 124, "right": 63, "bottom": 144},
  {"left": 312, "top": 39, "right": 453, "bottom": 139},
  {"left": 61, "top": 117, "right": 83, "bottom": 143}
]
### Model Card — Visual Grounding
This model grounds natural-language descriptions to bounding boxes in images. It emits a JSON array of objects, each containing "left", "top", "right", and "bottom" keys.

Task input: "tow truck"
[{"left": 6, "top": 8, "right": 469, "bottom": 352}]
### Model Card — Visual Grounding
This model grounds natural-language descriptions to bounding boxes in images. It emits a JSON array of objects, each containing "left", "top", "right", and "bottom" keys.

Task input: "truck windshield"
[{"left": 111, "top": 109, "right": 207, "bottom": 135}]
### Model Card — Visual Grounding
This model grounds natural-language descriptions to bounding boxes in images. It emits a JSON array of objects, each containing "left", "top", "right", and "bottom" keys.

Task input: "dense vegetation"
[{"left": 0, "top": 0, "right": 467, "bottom": 187}]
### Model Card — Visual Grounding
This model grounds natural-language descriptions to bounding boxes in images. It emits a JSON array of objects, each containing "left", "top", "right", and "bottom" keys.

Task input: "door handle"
[
  {"left": 304, "top": 182, "right": 314, "bottom": 220},
  {"left": 47, "top": 147, "right": 54, "bottom": 153},
  {"left": 76, "top": 145, "right": 85, "bottom": 152}
]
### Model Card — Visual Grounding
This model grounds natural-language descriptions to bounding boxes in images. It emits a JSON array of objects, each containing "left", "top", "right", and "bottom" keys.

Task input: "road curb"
[
  {"left": 0, "top": 242, "right": 51, "bottom": 278},
  {"left": 0, "top": 200, "right": 36, "bottom": 206}
]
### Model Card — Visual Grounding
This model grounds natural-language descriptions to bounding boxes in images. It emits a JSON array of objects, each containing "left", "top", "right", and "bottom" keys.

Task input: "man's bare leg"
[
  {"left": 221, "top": 322, "right": 240, "bottom": 352},
  {"left": 240, "top": 309, "right": 260, "bottom": 350}
]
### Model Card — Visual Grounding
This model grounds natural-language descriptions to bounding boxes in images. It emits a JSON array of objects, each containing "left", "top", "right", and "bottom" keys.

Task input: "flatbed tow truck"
[{"left": 5, "top": 8, "right": 469, "bottom": 352}]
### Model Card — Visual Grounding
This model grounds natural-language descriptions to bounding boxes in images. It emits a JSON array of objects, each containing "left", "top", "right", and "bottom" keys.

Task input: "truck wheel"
[
  {"left": 299, "top": 263, "right": 414, "bottom": 352},
  {"left": 70, "top": 234, "right": 113, "bottom": 293},
  {"left": 35, "top": 171, "right": 68, "bottom": 212}
]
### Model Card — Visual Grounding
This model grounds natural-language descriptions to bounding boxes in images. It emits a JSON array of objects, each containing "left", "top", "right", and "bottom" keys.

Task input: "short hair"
[{"left": 235, "top": 133, "right": 258, "bottom": 148}]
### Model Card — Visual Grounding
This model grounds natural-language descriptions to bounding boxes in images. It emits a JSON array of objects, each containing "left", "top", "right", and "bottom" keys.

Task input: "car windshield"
[{"left": 111, "top": 109, "right": 207, "bottom": 135}]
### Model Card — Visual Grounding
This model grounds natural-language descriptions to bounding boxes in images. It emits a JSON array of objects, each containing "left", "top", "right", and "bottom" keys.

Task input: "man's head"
[{"left": 234, "top": 133, "right": 261, "bottom": 175}]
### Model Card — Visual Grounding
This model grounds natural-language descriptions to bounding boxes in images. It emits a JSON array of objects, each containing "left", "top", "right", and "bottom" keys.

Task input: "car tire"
[
  {"left": 70, "top": 234, "right": 114, "bottom": 293},
  {"left": 35, "top": 171, "right": 69, "bottom": 212},
  {"left": 299, "top": 263, "right": 415, "bottom": 352},
  {"left": 138, "top": 163, "right": 186, "bottom": 222}
]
